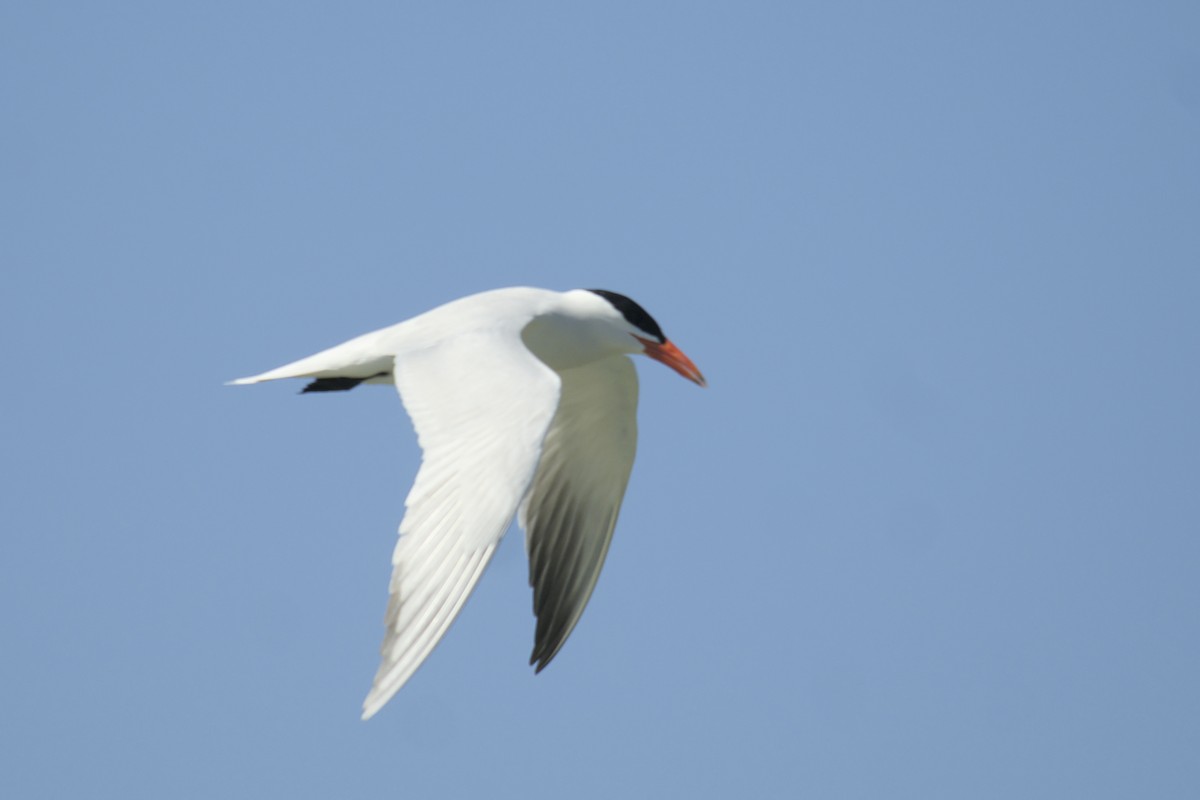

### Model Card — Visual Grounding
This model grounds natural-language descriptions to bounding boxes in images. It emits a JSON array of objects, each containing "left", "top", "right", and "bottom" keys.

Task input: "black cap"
[{"left": 587, "top": 289, "right": 666, "bottom": 343}]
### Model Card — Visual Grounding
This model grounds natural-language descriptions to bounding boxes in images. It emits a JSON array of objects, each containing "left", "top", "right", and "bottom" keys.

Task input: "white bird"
[{"left": 231, "top": 287, "right": 705, "bottom": 719}]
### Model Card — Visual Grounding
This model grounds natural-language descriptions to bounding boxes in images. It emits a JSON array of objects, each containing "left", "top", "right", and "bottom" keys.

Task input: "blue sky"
[{"left": 3, "top": 2, "right": 1198, "bottom": 797}]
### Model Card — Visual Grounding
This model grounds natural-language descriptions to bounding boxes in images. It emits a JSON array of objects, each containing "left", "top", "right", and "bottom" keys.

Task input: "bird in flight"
[{"left": 231, "top": 287, "right": 705, "bottom": 718}]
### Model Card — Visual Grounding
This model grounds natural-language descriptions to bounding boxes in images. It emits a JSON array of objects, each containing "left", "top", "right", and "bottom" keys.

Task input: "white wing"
[
  {"left": 361, "top": 330, "right": 561, "bottom": 719},
  {"left": 519, "top": 355, "right": 639, "bottom": 671}
]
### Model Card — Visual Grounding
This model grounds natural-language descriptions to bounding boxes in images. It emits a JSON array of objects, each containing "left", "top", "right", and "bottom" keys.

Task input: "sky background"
[{"left": 3, "top": 2, "right": 1198, "bottom": 798}]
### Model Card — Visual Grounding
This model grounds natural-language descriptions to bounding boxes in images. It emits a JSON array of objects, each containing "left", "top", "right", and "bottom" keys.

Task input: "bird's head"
[{"left": 583, "top": 289, "right": 707, "bottom": 387}]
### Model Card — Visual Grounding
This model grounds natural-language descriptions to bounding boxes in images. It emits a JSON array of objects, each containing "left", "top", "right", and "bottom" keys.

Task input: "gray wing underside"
[{"left": 519, "top": 355, "right": 639, "bottom": 671}]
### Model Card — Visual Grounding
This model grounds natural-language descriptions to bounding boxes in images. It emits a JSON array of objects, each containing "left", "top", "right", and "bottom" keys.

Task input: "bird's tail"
[{"left": 228, "top": 329, "right": 399, "bottom": 387}]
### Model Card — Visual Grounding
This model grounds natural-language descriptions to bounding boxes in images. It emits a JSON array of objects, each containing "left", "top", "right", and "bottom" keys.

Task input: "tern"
[{"left": 231, "top": 287, "right": 705, "bottom": 718}]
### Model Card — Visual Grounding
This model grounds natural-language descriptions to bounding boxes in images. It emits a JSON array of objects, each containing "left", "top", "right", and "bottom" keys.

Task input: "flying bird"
[{"left": 231, "top": 287, "right": 705, "bottom": 718}]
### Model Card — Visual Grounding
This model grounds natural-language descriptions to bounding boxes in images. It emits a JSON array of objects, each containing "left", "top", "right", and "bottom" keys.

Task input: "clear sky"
[{"left": 3, "top": 2, "right": 1198, "bottom": 798}]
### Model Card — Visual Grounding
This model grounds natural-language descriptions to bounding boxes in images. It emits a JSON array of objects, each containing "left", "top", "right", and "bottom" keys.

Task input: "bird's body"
[{"left": 231, "top": 287, "right": 704, "bottom": 719}]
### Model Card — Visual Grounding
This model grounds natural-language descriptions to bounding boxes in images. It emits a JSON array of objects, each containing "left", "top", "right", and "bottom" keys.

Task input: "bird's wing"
[
  {"left": 361, "top": 330, "right": 561, "bottom": 719},
  {"left": 519, "top": 354, "right": 639, "bottom": 672}
]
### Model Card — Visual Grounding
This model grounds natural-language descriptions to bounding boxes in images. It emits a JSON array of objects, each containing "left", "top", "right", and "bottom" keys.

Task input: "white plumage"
[{"left": 231, "top": 287, "right": 704, "bottom": 718}]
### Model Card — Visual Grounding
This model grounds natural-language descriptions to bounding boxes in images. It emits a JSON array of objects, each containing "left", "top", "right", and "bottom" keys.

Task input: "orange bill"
[{"left": 636, "top": 337, "right": 707, "bottom": 387}]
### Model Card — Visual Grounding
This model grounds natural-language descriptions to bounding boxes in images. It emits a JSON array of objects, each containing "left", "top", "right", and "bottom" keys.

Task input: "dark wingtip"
[
  {"left": 299, "top": 372, "right": 391, "bottom": 394},
  {"left": 530, "top": 639, "right": 556, "bottom": 672},
  {"left": 301, "top": 377, "right": 367, "bottom": 393}
]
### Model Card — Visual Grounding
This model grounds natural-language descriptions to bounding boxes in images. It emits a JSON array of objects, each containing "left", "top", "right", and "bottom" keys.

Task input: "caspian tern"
[{"left": 231, "top": 287, "right": 705, "bottom": 718}]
